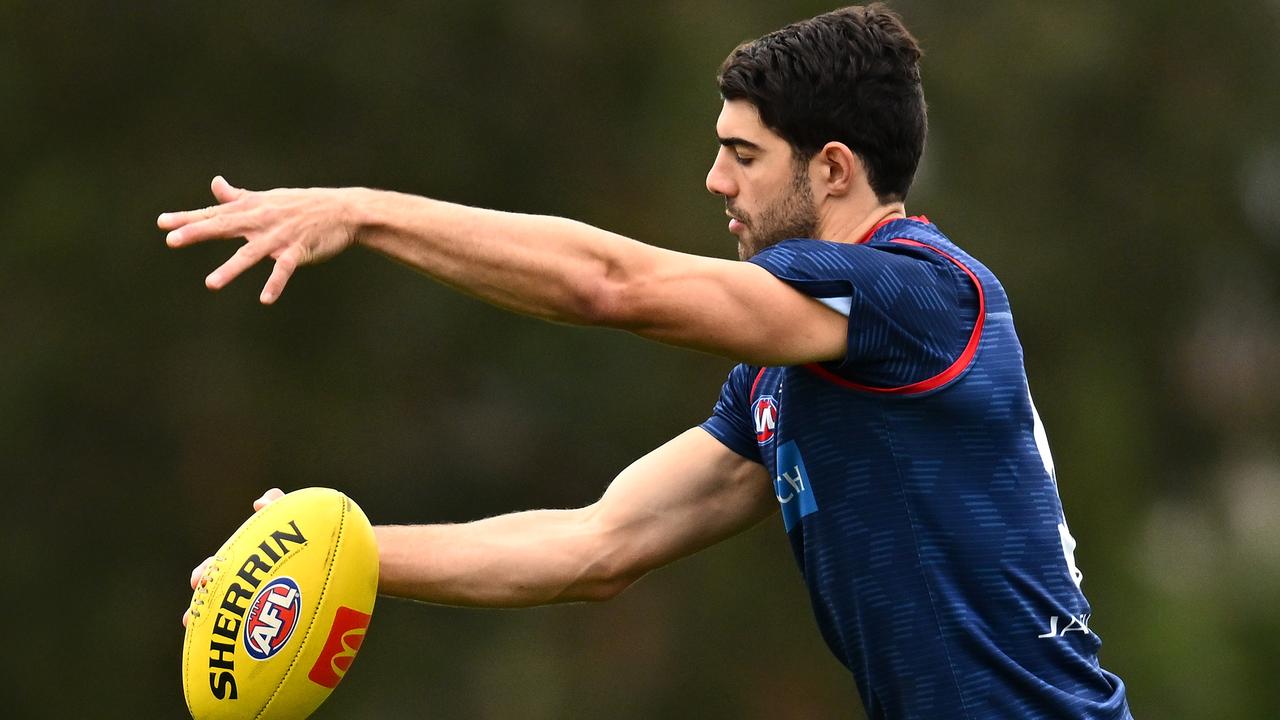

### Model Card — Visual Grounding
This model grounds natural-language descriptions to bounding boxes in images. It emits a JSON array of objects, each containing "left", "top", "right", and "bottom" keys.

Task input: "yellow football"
[{"left": 182, "top": 487, "right": 379, "bottom": 720}]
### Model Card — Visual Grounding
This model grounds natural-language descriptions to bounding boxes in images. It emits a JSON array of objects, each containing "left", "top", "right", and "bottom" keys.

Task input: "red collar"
[{"left": 856, "top": 214, "right": 930, "bottom": 244}]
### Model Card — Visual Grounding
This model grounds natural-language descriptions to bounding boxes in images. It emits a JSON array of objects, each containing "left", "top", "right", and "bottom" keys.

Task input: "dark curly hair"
[{"left": 717, "top": 4, "right": 926, "bottom": 202}]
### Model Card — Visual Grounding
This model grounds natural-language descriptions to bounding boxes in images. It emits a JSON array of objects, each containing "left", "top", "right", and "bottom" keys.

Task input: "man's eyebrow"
[{"left": 718, "top": 136, "right": 763, "bottom": 151}]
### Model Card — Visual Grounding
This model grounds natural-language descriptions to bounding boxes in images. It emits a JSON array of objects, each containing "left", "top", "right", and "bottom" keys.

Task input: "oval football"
[{"left": 183, "top": 488, "right": 378, "bottom": 720}]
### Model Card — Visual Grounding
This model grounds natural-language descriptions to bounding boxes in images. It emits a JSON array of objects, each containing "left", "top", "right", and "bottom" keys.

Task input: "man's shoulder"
[{"left": 750, "top": 230, "right": 959, "bottom": 289}]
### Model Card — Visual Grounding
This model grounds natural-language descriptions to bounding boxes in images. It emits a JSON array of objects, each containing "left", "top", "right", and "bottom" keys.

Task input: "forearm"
[
  {"left": 373, "top": 507, "right": 629, "bottom": 607},
  {"left": 348, "top": 188, "right": 652, "bottom": 325},
  {"left": 343, "top": 189, "right": 846, "bottom": 364},
  {"left": 371, "top": 429, "right": 777, "bottom": 609}
]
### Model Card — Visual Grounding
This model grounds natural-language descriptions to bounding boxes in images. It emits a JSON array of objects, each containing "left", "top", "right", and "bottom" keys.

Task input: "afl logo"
[
  {"left": 243, "top": 577, "right": 302, "bottom": 661},
  {"left": 753, "top": 395, "right": 779, "bottom": 444}
]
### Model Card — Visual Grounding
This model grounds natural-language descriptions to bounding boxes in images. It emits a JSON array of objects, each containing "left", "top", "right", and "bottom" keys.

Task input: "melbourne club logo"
[
  {"left": 753, "top": 395, "right": 779, "bottom": 444},
  {"left": 243, "top": 577, "right": 302, "bottom": 661}
]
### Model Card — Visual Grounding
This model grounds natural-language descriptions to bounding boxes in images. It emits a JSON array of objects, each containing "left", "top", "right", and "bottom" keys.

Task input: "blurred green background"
[{"left": 2, "top": 1, "right": 1278, "bottom": 717}]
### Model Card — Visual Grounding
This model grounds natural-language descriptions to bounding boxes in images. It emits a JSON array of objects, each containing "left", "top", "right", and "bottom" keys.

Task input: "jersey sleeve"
[
  {"left": 699, "top": 364, "right": 762, "bottom": 463},
  {"left": 750, "top": 238, "right": 978, "bottom": 389}
]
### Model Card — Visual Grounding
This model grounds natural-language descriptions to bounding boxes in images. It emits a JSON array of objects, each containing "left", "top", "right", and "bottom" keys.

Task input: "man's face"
[{"left": 706, "top": 100, "right": 818, "bottom": 260}]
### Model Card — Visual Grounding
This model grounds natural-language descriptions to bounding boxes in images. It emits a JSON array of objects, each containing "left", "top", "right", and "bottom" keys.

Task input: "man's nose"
[{"left": 706, "top": 156, "right": 736, "bottom": 197}]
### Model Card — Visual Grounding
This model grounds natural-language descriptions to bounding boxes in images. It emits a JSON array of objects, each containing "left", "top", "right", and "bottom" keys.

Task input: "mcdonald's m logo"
[{"left": 307, "top": 605, "right": 372, "bottom": 689}]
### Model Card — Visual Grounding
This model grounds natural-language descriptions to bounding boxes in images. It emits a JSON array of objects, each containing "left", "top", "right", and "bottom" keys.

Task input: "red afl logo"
[
  {"left": 753, "top": 395, "right": 779, "bottom": 444},
  {"left": 243, "top": 576, "right": 302, "bottom": 661}
]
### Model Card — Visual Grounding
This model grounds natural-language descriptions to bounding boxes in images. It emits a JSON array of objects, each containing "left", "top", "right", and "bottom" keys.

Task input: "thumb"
[
  {"left": 253, "top": 487, "right": 286, "bottom": 513},
  {"left": 211, "top": 175, "right": 245, "bottom": 204}
]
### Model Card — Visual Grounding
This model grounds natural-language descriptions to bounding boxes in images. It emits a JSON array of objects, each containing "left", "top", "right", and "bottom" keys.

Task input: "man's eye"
[{"left": 735, "top": 155, "right": 754, "bottom": 166}]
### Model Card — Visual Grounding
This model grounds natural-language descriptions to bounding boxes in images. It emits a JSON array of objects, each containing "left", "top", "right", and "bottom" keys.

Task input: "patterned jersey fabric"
[{"left": 701, "top": 218, "right": 1131, "bottom": 719}]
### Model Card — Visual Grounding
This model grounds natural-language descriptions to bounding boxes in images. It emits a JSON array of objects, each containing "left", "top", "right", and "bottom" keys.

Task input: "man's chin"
[{"left": 736, "top": 235, "right": 768, "bottom": 261}]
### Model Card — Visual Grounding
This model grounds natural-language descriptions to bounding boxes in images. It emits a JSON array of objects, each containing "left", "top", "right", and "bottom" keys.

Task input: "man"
[{"left": 165, "top": 6, "right": 1131, "bottom": 718}]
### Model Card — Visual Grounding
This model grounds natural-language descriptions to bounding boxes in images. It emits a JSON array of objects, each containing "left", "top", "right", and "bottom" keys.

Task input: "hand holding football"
[{"left": 182, "top": 488, "right": 378, "bottom": 720}]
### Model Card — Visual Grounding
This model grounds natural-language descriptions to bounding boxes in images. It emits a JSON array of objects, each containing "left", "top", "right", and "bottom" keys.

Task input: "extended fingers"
[
  {"left": 206, "top": 241, "right": 270, "bottom": 290},
  {"left": 211, "top": 175, "right": 246, "bottom": 204},
  {"left": 159, "top": 176, "right": 250, "bottom": 240},
  {"left": 158, "top": 205, "right": 218, "bottom": 234},
  {"left": 163, "top": 209, "right": 253, "bottom": 248},
  {"left": 259, "top": 247, "right": 305, "bottom": 304}
]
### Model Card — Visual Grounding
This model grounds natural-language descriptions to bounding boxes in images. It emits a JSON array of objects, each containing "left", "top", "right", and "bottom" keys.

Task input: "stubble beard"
[{"left": 732, "top": 162, "right": 819, "bottom": 261}]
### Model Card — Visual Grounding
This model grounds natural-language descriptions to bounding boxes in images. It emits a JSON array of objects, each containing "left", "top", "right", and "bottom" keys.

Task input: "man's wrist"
[{"left": 337, "top": 186, "right": 379, "bottom": 249}]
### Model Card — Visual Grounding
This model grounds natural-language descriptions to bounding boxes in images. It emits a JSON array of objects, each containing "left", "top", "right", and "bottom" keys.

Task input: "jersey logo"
[
  {"left": 775, "top": 441, "right": 818, "bottom": 532},
  {"left": 753, "top": 395, "right": 779, "bottom": 444},
  {"left": 243, "top": 577, "right": 302, "bottom": 661},
  {"left": 1038, "top": 613, "right": 1092, "bottom": 638}
]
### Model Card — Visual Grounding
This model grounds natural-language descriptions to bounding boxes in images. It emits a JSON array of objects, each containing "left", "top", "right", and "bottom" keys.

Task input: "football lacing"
[{"left": 188, "top": 555, "right": 224, "bottom": 620}]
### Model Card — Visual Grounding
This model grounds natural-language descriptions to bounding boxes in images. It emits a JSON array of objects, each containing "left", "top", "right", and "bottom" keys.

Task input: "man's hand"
[
  {"left": 182, "top": 488, "right": 287, "bottom": 627},
  {"left": 159, "top": 176, "right": 358, "bottom": 304}
]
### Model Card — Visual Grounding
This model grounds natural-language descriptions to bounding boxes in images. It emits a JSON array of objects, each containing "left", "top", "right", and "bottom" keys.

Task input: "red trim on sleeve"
[
  {"left": 804, "top": 237, "right": 985, "bottom": 396},
  {"left": 749, "top": 366, "right": 768, "bottom": 399}
]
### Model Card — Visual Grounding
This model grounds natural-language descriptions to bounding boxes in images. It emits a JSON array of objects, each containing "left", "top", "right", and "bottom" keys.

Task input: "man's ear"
[{"left": 814, "top": 142, "right": 863, "bottom": 197}]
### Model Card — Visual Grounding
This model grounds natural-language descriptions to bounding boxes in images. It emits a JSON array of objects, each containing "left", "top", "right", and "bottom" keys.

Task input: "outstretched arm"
[
  {"left": 159, "top": 178, "right": 846, "bottom": 366},
  {"left": 374, "top": 428, "right": 775, "bottom": 606},
  {"left": 187, "top": 428, "right": 774, "bottom": 616}
]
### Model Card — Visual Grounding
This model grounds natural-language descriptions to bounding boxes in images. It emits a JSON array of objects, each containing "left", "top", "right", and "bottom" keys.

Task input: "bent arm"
[{"left": 375, "top": 427, "right": 776, "bottom": 607}]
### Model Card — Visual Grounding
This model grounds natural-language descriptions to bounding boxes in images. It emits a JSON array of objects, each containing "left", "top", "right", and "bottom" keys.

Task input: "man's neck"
[{"left": 819, "top": 202, "right": 907, "bottom": 245}]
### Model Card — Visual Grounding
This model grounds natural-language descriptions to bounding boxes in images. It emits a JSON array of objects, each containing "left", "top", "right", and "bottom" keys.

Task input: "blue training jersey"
[{"left": 700, "top": 217, "right": 1131, "bottom": 720}]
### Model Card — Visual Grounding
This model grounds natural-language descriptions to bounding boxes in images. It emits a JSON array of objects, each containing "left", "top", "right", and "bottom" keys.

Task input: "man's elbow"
[
  {"left": 566, "top": 514, "right": 650, "bottom": 603},
  {"left": 566, "top": 251, "right": 661, "bottom": 330},
  {"left": 568, "top": 275, "right": 637, "bottom": 330},
  {"left": 579, "top": 566, "right": 645, "bottom": 602}
]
